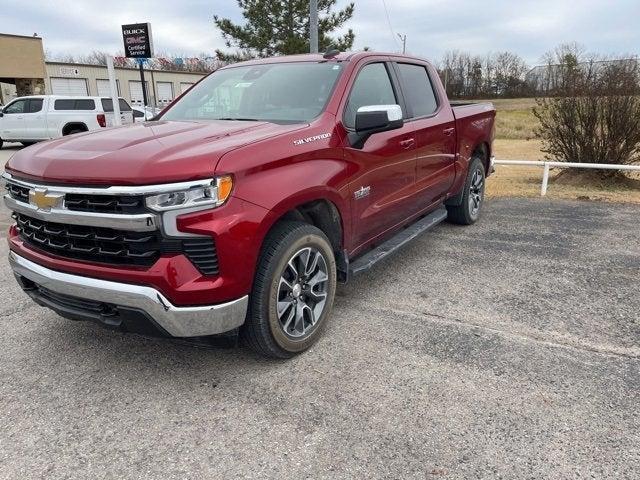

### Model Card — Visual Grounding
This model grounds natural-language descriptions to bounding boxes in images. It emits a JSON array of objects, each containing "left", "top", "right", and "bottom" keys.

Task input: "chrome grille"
[{"left": 5, "top": 174, "right": 220, "bottom": 276}]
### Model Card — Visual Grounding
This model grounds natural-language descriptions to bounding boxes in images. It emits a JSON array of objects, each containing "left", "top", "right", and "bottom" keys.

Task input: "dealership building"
[{"left": 0, "top": 32, "right": 206, "bottom": 107}]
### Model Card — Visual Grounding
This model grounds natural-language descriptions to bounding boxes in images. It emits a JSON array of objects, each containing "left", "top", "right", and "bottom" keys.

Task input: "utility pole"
[
  {"left": 397, "top": 33, "right": 406, "bottom": 54},
  {"left": 310, "top": 0, "right": 318, "bottom": 53}
]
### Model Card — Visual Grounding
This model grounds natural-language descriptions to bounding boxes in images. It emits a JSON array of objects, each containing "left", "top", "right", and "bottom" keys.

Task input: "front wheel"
[
  {"left": 242, "top": 221, "right": 337, "bottom": 358},
  {"left": 446, "top": 156, "right": 486, "bottom": 225}
]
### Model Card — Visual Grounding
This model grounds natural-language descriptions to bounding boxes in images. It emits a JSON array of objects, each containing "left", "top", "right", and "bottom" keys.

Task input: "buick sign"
[{"left": 122, "top": 23, "right": 154, "bottom": 58}]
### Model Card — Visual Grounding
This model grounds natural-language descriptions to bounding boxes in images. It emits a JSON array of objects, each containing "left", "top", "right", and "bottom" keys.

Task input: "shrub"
[{"left": 533, "top": 50, "right": 640, "bottom": 172}]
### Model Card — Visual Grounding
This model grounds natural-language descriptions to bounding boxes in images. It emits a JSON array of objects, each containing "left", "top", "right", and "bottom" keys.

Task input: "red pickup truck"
[{"left": 3, "top": 51, "right": 495, "bottom": 358}]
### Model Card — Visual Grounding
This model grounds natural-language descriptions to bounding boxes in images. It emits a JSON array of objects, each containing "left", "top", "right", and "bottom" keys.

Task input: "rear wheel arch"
[
  {"left": 446, "top": 143, "right": 489, "bottom": 207},
  {"left": 62, "top": 123, "right": 88, "bottom": 136},
  {"left": 473, "top": 142, "right": 490, "bottom": 174}
]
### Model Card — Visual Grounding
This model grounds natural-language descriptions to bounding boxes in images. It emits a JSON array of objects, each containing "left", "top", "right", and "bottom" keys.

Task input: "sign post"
[
  {"left": 122, "top": 22, "right": 154, "bottom": 109},
  {"left": 137, "top": 59, "right": 149, "bottom": 108}
]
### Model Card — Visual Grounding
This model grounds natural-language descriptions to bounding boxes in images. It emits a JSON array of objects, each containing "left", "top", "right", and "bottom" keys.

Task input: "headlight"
[{"left": 145, "top": 176, "right": 233, "bottom": 211}]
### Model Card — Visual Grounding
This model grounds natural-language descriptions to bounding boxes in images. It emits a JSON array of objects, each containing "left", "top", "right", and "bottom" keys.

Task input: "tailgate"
[{"left": 105, "top": 112, "right": 134, "bottom": 127}]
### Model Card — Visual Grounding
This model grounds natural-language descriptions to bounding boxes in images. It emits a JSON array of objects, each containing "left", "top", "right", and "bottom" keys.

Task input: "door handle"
[
  {"left": 399, "top": 138, "right": 415, "bottom": 149},
  {"left": 443, "top": 127, "right": 455, "bottom": 136}
]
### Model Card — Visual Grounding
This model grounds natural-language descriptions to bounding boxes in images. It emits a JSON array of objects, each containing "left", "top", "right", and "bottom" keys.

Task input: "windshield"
[{"left": 161, "top": 62, "right": 343, "bottom": 123}]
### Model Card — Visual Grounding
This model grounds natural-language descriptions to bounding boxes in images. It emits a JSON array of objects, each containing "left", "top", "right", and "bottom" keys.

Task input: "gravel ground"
[{"left": 0, "top": 145, "right": 638, "bottom": 479}]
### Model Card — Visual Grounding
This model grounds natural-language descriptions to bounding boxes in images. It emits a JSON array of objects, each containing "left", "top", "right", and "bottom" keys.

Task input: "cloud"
[{"left": 2, "top": 0, "right": 638, "bottom": 65}]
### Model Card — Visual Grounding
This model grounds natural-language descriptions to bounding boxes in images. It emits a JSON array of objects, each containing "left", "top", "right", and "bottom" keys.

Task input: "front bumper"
[{"left": 9, "top": 251, "right": 248, "bottom": 337}]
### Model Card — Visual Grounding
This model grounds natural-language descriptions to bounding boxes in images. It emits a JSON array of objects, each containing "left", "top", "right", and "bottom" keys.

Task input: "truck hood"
[{"left": 6, "top": 120, "right": 306, "bottom": 185}]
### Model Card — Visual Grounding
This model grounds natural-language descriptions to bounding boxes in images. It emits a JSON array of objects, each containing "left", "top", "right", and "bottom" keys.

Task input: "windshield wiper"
[{"left": 216, "top": 117, "right": 260, "bottom": 121}]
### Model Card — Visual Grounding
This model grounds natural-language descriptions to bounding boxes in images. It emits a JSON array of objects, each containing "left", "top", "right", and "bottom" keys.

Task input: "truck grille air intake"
[
  {"left": 13, "top": 213, "right": 220, "bottom": 275},
  {"left": 15, "top": 213, "right": 161, "bottom": 266}
]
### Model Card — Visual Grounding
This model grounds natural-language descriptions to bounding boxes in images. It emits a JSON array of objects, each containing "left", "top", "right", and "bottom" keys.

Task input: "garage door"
[
  {"left": 129, "top": 81, "right": 149, "bottom": 105},
  {"left": 156, "top": 82, "right": 174, "bottom": 106},
  {"left": 50, "top": 77, "right": 88, "bottom": 96},
  {"left": 180, "top": 82, "right": 195, "bottom": 94},
  {"left": 96, "top": 79, "right": 120, "bottom": 97}
]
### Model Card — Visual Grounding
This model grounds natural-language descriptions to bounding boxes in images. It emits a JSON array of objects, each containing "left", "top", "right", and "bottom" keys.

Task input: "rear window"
[
  {"left": 101, "top": 98, "right": 132, "bottom": 112},
  {"left": 396, "top": 63, "right": 438, "bottom": 118},
  {"left": 54, "top": 99, "right": 96, "bottom": 111}
]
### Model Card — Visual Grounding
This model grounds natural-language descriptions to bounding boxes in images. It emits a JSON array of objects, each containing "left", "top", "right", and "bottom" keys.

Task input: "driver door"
[
  {"left": 1, "top": 99, "right": 28, "bottom": 140},
  {"left": 342, "top": 61, "right": 418, "bottom": 251}
]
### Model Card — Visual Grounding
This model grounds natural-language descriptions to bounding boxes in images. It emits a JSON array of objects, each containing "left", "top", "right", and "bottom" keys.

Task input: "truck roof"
[{"left": 219, "top": 51, "right": 435, "bottom": 69}]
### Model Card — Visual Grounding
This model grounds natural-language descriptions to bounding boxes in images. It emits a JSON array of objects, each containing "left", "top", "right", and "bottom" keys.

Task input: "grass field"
[{"left": 485, "top": 98, "right": 640, "bottom": 203}]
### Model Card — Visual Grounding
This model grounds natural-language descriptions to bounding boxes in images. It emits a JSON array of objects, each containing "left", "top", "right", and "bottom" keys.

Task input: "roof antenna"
[{"left": 323, "top": 46, "right": 340, "bottom": 59}]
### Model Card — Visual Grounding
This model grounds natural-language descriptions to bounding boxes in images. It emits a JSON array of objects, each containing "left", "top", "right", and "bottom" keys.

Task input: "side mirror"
[{"left": 348, "top": 105, "right": 403, "bottom": 148}]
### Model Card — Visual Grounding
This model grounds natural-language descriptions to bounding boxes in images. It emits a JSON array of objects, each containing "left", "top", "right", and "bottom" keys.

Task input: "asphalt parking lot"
[{"left": 0, "top": 145, "right": 638, "bottom": 479}]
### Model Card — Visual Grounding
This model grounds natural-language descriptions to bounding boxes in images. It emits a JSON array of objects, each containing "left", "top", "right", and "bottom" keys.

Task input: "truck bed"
[
  {"left": 450, "top": 101, "right": 496, "bottom": 176},
  {"left": 450, "top": 101, "right": 495, "bottom": 119}
]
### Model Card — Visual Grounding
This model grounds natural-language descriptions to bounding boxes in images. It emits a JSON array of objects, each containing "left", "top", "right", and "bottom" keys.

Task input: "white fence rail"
[{"left": 492, "top": 159, "right": 640, "bottom": 196}]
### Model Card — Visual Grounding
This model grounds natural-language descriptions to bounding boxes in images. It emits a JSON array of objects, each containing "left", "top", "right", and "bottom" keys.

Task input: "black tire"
[
  {"left": 0, "top": 138, "right": 3, "bottom": 149},
  {"left": 242, "top": 221, "right": 337, "bottom": 358},
  {"left": 446, "top": 156, "right": 486, "bottom": 225},
  {"left": 21, "top": 142, "right": 35, "bottom": 147}
]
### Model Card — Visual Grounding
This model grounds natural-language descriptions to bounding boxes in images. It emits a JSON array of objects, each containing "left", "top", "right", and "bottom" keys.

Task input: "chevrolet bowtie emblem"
[{"left": 29, "top": 188, "right": 64, "bottom": 210}]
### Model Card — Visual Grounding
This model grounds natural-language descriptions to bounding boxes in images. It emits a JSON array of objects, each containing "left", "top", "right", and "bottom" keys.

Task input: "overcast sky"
[{"left": 5, "top": 0, "right": 638, "bottom": 66}]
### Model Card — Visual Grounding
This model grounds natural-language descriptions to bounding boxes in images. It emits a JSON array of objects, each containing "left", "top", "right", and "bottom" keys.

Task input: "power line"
[{"left": 381, "top": 0, "right": 401, "bottom": 51}]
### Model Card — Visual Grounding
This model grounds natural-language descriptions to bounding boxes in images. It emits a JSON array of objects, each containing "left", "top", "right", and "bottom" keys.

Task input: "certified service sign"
[{"left": 122, "top": 23, "right": 154, "bottom": 58}]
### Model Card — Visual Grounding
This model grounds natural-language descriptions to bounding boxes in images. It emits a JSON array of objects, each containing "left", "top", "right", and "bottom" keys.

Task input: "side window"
[
  {"left": 396, "top": 63, "right": 438, "bottom": 118},
  {"left": 27, "top": 99, "right": 44, "bottom": 113},
  {"left": 344, "top": 63, "right": 397, "bottom": 129},
  {"left": 101, "top": 98, "right": 132, "bottom": 112},
  {"left": 4, "top": 100, "right": 27, "bottom": 114},
  {"left": 54, "top": 99, "right": 75, "bottom": 110},
  {"left": 118, "top": 99, "right": 132, "bottom": 112},
  {"left": 74, "top": 99, "right": 95, "bottom": 110}
]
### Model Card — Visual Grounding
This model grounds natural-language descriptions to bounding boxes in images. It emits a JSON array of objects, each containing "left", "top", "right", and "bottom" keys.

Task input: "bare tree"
[
  {"left": 76, "top": 50, "right": 109, "bottom": 66},
  {"left": 438, "top": 50, "right": 529, "bottom": 99},
  {"left": 492, "top": 52, "right": 529, "bottom": 97}
]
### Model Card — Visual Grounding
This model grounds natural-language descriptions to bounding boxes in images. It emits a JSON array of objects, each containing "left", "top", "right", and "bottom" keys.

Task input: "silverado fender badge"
[
  {"left": 354, "top": 186, "right": 371, "bottom": 200},
  {"left": 293, "top": 133, "right": 331, "bottom": 146}
]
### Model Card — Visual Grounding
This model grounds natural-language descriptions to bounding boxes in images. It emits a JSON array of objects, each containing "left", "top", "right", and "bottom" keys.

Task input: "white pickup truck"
[{"left": 0, "top": 95, "right": 134, "bottom": 148}]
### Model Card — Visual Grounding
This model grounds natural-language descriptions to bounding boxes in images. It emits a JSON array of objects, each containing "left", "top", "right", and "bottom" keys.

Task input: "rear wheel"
[
  {"left": 242, "top": 221, "right": 337, "bottom": 358},
  {"left": 447, "top": 156, "right": 486, "bottom": 225}
]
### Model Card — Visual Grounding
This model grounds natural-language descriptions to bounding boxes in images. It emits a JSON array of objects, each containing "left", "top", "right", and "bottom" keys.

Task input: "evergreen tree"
[{"left": 214, "top": 0, "right": 355, "bottom": 62}]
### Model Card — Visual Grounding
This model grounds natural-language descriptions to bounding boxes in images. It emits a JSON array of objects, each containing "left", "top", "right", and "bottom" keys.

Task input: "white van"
[{"left": 0, "top": 95, "right": 134, "bottom": 148}]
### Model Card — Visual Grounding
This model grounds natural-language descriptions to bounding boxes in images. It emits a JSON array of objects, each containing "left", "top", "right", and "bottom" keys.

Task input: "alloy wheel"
[
  {"left": 469, "top": 167, "right": 484, "bottom": 218},
  {"left": 276, "top": 247, "right": 329, "bottom": 338}
]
